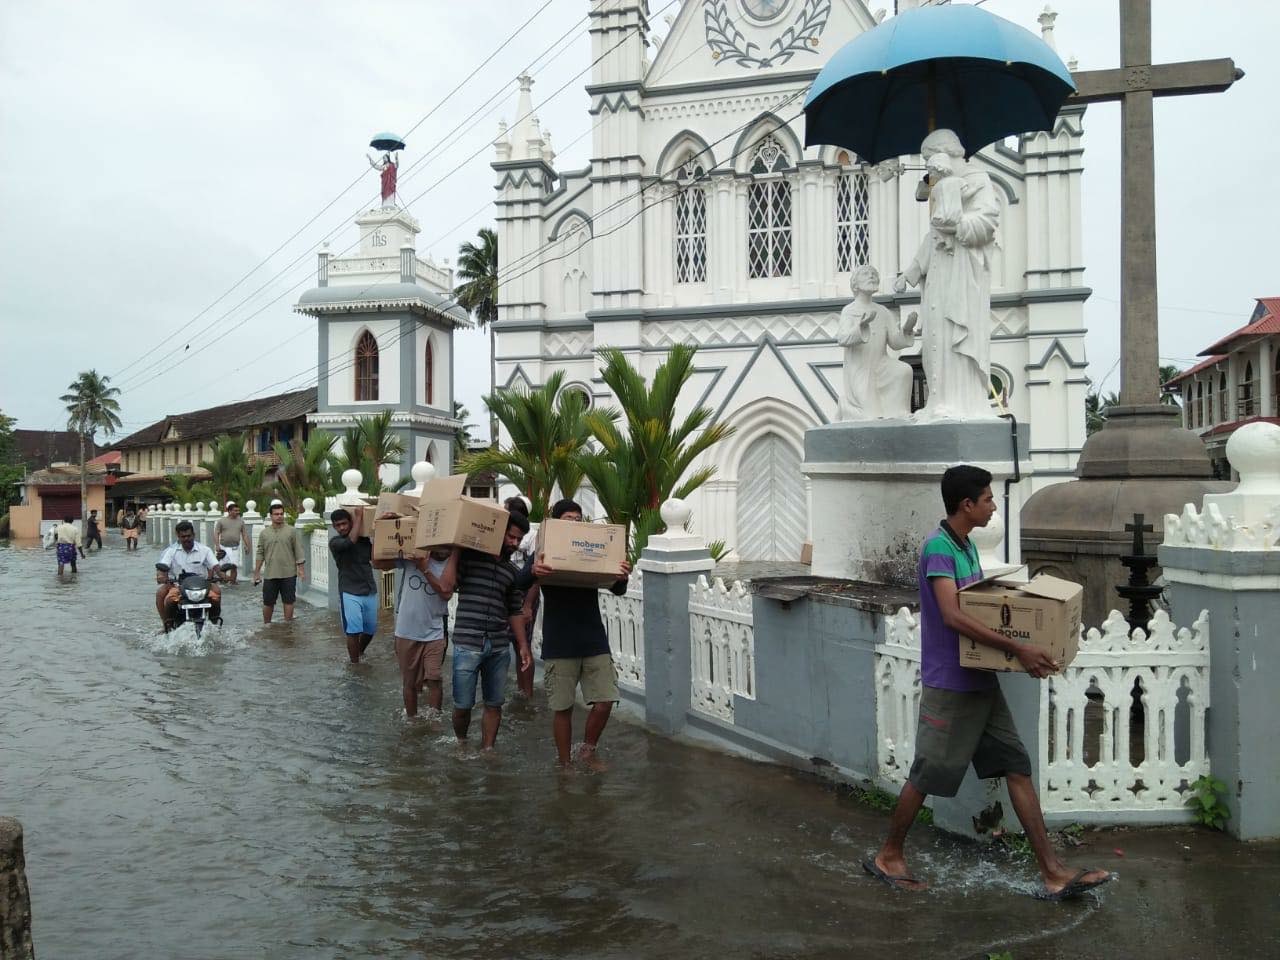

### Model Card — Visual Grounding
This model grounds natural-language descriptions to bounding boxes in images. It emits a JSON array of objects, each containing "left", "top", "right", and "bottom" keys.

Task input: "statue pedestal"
[{"left": 802, "top": 419, "right": 1031, "bottom": 586}]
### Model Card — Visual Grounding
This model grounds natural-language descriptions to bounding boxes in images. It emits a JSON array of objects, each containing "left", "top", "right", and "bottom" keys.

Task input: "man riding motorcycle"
[{"left": 155, "top": 520, "right": 225, "bottom": 631}]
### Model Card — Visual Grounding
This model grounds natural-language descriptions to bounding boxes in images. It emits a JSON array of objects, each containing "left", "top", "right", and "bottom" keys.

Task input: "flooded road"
[{"left": 1, "top": 538, "right": 1276, "bottom": 959}]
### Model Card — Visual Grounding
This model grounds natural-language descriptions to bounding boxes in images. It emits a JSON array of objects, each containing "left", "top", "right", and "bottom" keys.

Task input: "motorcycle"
[{"left": 156, "top": 564, "right": 229, "bottom": 637}]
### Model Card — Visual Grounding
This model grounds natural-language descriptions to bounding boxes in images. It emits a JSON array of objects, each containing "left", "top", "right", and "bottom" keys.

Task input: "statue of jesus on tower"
[{"left": 367, "top": 151, "right": 398, "bottom": 207}]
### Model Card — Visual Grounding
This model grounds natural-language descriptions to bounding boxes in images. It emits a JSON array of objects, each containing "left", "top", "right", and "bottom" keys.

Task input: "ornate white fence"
[
  {"left": 1039, "top": 609, "right": 1211, "bottom": 818},
  {"left": 601, "top": 569, "right": 644, "bottom": 689},
  {"left": 688, "top": 576, "right": 755, "bottom": 722},
  {"left": 870, "top": 606, "right": 1213, "bottom": 817},
  {"left": 875, "top": 607, "right": 922, "bottom": 786},
  {"left": 308, "top": 533, "right": 329, "bottom": 591}
]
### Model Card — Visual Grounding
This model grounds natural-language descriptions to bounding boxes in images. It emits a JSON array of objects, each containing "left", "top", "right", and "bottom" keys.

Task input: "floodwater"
[{"left": 2, "top": 538, "right": 1277, "bottom": 960}]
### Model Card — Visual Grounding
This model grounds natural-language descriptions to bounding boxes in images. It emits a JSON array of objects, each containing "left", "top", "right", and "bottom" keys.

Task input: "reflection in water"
[{"left": 0, "top": 540, "right": 1266, "bottom": 960}]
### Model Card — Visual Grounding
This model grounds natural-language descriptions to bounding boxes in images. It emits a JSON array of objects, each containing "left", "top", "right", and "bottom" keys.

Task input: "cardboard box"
[
  {"left": 957, "top": 574, "right": 1084, "bottom": 672},
  {"left": 372, "top": 516, "right": 421, "bottom": 561},
  {"left": 800, "top": 542, "right": 813, "bottom": 565},
  {"left": 534, "top": 517, "right": 628, "bottom": 587},
  {"left": 375, "top": 492, "right": 419, "bottom": 518},
  {"left": 414, "top": 473, "right": 510, "bottom": 556}
]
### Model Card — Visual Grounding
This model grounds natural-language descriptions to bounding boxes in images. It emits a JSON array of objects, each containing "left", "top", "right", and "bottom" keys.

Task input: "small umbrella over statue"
[
  {"left": 804, "top": 3, "right": 1074, "bottom": 423},
  {"left": 368, "top": 132, "right": 406, "bottom": 208}
]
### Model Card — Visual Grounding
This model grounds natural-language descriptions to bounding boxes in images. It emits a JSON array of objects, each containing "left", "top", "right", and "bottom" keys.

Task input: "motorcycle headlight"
[{"left": 185, "top": 588, "right": 208, "bottom": 602}]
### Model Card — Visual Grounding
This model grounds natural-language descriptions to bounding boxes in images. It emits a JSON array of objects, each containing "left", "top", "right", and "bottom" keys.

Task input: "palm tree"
[
  {"left": 1085, "top": 390, "right": 1121, "bottom": 436},
  {"left": 60, "top": 370, "right": 123, "bottom": 521},
  {"left": 1159, "top": 364, "right": 1182, "bottom": 406},
  {"left": 577, "top": 345, "right": 735, "bottom": 559},
  {"left": 356, "top": 410, "right": 406, "bottom": 483},
  {"left": 200, "top": 433, "right": 271, "bottom": 509},
  {"left": 458, "top": 371, "right": 593, "bottom": 521},
  {"left": 273, "top": 432, "right": 340, "bottom": 513},
  {"left": 455, "top": 227, "right": 499, "bottom": 443},
  {"left": 453, "top": 401, "right": 474, "bottom": 463}
]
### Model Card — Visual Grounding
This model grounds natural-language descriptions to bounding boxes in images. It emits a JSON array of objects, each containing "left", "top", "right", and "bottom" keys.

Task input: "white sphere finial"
[
  {"left": 183, "top": 503, "right": 193, "bottom": 513},
  {"left": 303, "top": 497, "right": 316, "bottom": 513},
  {"left": 1226, "top": 421, "right": 1280, "bottom": 496},
  {"left": 195, "top": 501, "right": 206, "bottom": 513},
  {"left": 411, "top": 460, "right": 436, "bottom": 486},
  {"left": 342, "top": 469, "right": 362, "bottom": 494},
  {"left": 660, "top": 498, "right": 692, "bottom": 530},
  {"left": 245, "top": 500, "right": 257, "bottom": 514}
]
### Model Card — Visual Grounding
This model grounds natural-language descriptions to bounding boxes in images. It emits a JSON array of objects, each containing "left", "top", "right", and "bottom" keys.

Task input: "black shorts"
[
  {"left": 907, "top": 685, "right": 1032, "bottom": 798},
  {"left": 263, "top": 576, "right": 298, "bottom": 605}
]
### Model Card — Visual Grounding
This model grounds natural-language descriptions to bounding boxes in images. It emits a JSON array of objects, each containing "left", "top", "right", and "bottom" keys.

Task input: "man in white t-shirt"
[{"left": 374, "top": 548, "right": 453, "bottom": 717}]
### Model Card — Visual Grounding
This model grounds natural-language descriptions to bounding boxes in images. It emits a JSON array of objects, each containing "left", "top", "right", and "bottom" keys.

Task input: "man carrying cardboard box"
[
  {"left": 437, "top": 509, "right": 532, "bottom": 750},
  {"left": 528, "top": 499, "right": 632, "bottom": 770},
  {"left": 329, "top": 508, "right": 379, "bottom": 663},
  {"left": 865, "top": 465, "right": 1114, "bottom": 902}
]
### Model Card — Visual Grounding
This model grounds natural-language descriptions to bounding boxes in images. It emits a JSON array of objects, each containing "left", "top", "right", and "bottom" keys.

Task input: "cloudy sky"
[{"left": 1, "top": 0, "right": 1275, "bottom": 443}]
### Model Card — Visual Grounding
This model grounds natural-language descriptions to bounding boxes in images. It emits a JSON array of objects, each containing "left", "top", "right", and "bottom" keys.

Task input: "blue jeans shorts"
[
  {"left": 452, "top": 636, "right": 510, "bottom": 710},
  {"left": 340, "top": 592, "right": 379, "bottom": 637}
]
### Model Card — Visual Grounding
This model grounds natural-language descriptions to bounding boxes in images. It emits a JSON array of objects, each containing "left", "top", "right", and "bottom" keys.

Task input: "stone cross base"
[{"left": 802, "top": 419, "right": 1031, "bottom": 585}]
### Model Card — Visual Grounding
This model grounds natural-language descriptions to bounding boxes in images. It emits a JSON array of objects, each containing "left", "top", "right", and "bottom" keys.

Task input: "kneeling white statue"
[{"left": 837, "top": 265, "right": 917, "bottom": 421}]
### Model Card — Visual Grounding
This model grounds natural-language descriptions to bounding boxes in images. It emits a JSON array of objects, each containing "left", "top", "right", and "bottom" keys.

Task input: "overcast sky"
[{"left": 2, "top": 0, "right": 1275, "bottom": 444}]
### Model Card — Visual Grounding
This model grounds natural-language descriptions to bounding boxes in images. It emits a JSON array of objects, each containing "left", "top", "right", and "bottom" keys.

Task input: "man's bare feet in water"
[{"left": 575, "top": 743, "right": 608, "bottom": 772}]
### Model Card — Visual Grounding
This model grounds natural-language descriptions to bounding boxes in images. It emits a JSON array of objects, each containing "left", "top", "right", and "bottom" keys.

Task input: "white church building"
[{"left": 493, "top": 0, "right": 1089, "bottom": 561}]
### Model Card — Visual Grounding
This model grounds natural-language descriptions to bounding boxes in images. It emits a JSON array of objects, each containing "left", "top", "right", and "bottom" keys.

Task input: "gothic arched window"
[
  {"left": 425, "top": 338, "right": 435, "bottom": 406},
  {"left": 835, "top": 167, "right": 870, "bottom": 273},
  {"left": 748, "top": 135, "right": 792, "bottom": 278},
  {"left": 1205, "top": 375, "right": 1214, "bottom": 425},
  {"left": 1219, "top": 371, "right": 1228, "bottom": 420},
  {"left": 675, "top": 156, "right": 707, "bottom": 283},
  {"left": 1241, "top": 361, "right": 1255, "bottom": 417},
  {"left": 355, "top": 330, "right": 379, "bottom": 402},
  {"left": 1195, "top": 381, "right": 1204, "bottom": 428}
]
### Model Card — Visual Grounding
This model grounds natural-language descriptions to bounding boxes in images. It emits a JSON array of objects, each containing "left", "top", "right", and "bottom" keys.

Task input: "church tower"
[{"left": 296, "top": 175, "right": 468, "bottom": 483}]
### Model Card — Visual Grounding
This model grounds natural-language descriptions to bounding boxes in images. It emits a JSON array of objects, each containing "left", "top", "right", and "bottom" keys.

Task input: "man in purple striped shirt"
[{"left": 865, "top": 466, "right": 1113, "bottom": 902}]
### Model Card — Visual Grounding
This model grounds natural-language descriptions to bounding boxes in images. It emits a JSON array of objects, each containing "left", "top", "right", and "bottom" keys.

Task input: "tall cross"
[{"left": 1069, "top": 0, "right": 1243, "bottom": 407}]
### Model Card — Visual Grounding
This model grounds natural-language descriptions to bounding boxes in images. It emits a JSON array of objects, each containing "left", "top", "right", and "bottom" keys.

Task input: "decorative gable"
[{"left": 646, "top": 0, "right": 875, "bottom": 90}]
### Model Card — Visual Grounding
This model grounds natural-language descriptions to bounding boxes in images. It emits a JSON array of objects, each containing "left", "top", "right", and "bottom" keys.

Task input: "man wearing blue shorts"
[
  {"left": 329, "top": 508, "right": 379, "bottom": 663},
  {"left": 438, "top": 510, "right": 532, "bottom": 750}
]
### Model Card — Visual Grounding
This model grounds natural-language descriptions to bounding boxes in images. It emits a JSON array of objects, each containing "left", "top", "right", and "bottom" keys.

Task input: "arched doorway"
[{"left": 735, "top": 432, "right": 807, "bottom": 561}]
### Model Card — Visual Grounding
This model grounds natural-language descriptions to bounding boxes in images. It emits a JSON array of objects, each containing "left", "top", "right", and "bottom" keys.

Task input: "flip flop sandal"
[
  {"left": 1033, "top": 868, "right": 1117, "bottom": 902},
  {"left": 862, "top": 859, "right": 924, "bottom": 891}
]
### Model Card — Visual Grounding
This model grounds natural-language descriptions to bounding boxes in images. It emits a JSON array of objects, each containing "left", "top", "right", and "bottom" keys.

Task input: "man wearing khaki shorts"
[
  {"left": 529, "top": 499, "right": 632, "bottom": 769},
  {"left": 375, "top": 547, "right": 453, "bottom": 716}
]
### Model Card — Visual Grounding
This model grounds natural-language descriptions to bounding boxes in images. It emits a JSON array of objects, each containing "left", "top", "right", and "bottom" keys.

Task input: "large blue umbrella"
[{"left": 804, "top": 4, "right": 1074, "bottom": 163}]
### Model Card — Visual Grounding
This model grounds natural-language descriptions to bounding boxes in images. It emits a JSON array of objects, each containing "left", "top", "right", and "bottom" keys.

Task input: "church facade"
[{"left": 493, "top": 0, "right": 1089, "bottom": 560}]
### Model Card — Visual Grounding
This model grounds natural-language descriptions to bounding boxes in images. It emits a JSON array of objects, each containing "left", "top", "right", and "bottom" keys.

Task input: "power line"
[
  {"left": 238, "top": 93, "right": 810, "bottom": 405},
  {"left": 115, "top": 3, "right": 679, "bottom": 400},
  {"left": 107, "top": 0, "right": 566, "bottom": 383}
]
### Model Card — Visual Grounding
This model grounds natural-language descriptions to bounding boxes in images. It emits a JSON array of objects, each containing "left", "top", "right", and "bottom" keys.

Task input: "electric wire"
[
  {"left": 114, "top": 3, "right": 679, "bottom": 401},
  {"left": 107, "top": 0, "right": 569, "bottom": 384}
]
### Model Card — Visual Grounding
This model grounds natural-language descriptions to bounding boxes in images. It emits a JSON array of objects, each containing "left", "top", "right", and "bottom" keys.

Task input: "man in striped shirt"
[
  {"left": 438, "top": 510, "right": 532, "bottom": 750},
  {"left": 865, "top": 465, "right": 1113, "bottom": 902}
]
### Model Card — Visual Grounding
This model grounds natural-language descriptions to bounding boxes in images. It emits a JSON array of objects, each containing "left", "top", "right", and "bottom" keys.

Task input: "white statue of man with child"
[{"left": 892, "top": 127, "right": 1002, "bottom": 422}]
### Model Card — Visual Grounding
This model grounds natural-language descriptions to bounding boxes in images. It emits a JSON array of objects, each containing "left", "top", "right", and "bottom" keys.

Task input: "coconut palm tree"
[
  {"left": 60, "top": 370, "right": 123, "bottom": 521},
  {"left": 356, "top": 409, "right": 406, "bottom": 483},
  {"left": 458, "top": 371, "right": 594, "bottom": 521},
  {"left": 1085, "top": 390, "right": 1121, "bottom": 436},
  {"left": 1159, "top": 364, "right": 1182, "bottom": 406},
  {"left": 273, "top": 432, "right": 340, "bottom": 513},
  {"left": 455, "top": 227, "right": 499, "bottom": 443},
  {"left": 453, "top": 401, "right": 474, "bottom": 463},
  {"left": 577, "top": 345, "right": 734, "bottom": 559},
  {"left": 199, "top": 433, "right": 271, "bottom": 509}
]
